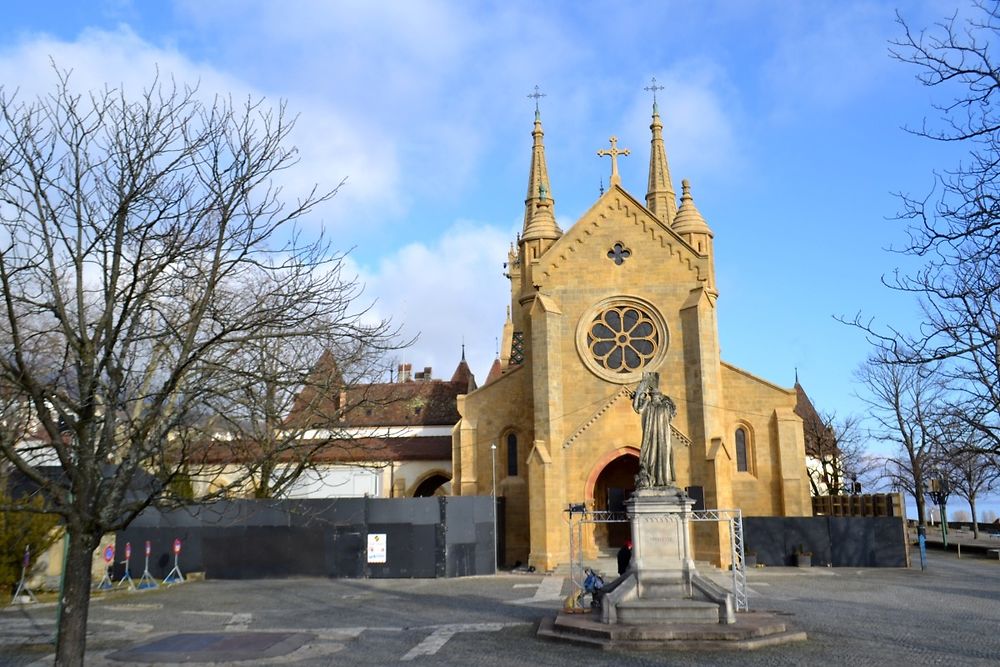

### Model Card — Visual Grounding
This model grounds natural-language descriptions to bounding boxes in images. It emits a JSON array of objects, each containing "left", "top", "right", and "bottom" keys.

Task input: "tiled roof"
[
  {"left": 793, "top": 382, "right": 823, "bottom": 428},
  {"left": 285, "top": 357, "right": 475, "bottom": 429},
  {"left": 484, "top": 358, "right": 503, "bottom": 385},
  {"left": 196, "top": 435, "right": 451, "bottom": 464}
]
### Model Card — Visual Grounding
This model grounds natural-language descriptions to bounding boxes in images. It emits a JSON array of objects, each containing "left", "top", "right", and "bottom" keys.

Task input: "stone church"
[{"left": 451, "top": 98, "right": 812, "bottom": 570}]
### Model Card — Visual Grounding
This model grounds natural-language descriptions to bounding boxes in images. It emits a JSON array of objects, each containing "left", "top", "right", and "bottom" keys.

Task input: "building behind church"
[{"left": 451, "top": 98, "right": 813, "bottom": 570}]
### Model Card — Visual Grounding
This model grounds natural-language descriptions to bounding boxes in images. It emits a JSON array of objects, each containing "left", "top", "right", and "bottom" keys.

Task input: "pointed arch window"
[
  {"left": 506, "top": 432, "right": 519, "bottom": 476},
  {"left": 735, "top": 426, "right": 750, "bottom": 473}
]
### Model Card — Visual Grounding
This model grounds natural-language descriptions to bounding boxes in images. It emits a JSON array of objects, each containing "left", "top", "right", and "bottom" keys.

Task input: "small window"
[
  {"left": 735, "top": 427, "right": 749, "bottom": 472},
  {"left": 507, "top": 432, "right": 518, "bottom": 476}
]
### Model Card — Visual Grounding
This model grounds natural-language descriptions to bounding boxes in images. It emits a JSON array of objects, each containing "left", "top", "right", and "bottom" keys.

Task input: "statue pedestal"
[
  {"left": 599, "top": 485, "right": 735, "bottom": 626},
  {"left": 538, "top": 484, "right": 808, "bottom": 649},
  {"left": 628, "top": 487, "right": 696, "bottom": 599}
]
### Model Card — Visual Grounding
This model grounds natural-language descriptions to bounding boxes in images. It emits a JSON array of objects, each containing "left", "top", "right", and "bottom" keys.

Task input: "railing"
[{"left": 565, "top": 507, "right": 748, "bottom": 612}]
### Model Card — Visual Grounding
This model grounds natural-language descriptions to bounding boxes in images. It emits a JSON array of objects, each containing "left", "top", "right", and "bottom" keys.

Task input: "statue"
[{"left": 632, "top": 371, "right": 679, "bottom": 488}]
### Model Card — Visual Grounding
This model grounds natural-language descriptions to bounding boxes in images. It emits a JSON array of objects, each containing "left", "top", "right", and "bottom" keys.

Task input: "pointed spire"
[
  {"left": 451, "top": 354, "right": 477, "bottom": 392},
  {"left": 645, "top": 78, "right": 677, "bottom": 224},
  {"left": 672, "top": 179, "right": 711, "bottom": 236},
  {"left": 522, "top": 87, "right": 561, "bottom": 243}
]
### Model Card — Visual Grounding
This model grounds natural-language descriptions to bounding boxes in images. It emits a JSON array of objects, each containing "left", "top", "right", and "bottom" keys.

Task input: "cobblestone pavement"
[{"left": 2, "top": 550, "right": 998, "bottom": 666}]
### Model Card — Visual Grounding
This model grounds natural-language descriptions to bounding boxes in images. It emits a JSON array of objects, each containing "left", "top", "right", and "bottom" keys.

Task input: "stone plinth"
[
  {"left": 538, "top": 487, "right": 806, "bottom": 650},
  {"left": 628, "top": 487, "right": 696, "bottom": 597},
  {"left": 538, "top": 485, "right": 805, "bottom": 650},
  {"left": 601, "top": 486, "right": 734, "bottom": 626}
]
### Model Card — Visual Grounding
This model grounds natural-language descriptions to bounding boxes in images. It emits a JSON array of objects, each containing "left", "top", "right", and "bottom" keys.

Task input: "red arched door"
[{"left": 592, "top": 453, "right": 638, "bottom": 549}]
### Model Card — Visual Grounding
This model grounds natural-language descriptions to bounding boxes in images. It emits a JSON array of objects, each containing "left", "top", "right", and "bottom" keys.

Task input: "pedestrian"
[{"left": 617, "top": 539, "right": 632, "bottom": 575}]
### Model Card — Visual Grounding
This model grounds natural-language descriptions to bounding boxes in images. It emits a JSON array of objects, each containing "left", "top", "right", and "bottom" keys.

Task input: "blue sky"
[{"left": 1, "top": 2, "right": 992, "bottom": 517}]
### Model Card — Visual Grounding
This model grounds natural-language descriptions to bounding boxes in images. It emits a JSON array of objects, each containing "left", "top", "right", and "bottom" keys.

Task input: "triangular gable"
[{"left": 537, "top": 184, "right": 707, "bottom": 286}]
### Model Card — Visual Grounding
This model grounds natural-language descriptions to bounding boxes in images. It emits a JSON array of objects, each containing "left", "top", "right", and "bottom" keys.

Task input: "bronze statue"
[{"left": 632, "top": 371, "right": 678, "bottom": 488}]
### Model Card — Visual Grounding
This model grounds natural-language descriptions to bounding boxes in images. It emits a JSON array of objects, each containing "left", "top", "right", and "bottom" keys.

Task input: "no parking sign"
[
  {"left": 103, "top": 544, "right": 115, "bottom": 564},
  {"left": 173, "top": 538, "right": 182, "bottom": 555},
  {"left": 125, "top": 542, "right": 132, "bottom": 560}
]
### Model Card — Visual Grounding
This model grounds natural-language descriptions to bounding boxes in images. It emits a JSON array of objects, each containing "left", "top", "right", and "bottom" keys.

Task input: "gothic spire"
[
  {"left": 645, "top": 79, "right": 677, "bottom": 224},
  {"left": 522, "top": 88, "right": 561, "bottom": 242}
]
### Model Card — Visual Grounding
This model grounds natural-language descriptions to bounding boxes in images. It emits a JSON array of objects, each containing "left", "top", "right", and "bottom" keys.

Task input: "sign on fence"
[{"left": 367, "top": 534, "right": 387, "bottom": 564}]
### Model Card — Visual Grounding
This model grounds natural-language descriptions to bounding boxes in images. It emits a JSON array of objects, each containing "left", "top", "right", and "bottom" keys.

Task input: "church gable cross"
[{"left": 597, "top": 135, "right": 630, "bottom": 186}]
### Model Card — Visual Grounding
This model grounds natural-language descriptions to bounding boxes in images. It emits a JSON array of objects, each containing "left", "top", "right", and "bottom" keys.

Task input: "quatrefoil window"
[
  {"left": 607, "top": 242, "right": 631, "bottom": 265},
  {"left": 587, "top": 305, "right": 659, "bottom": 372}
]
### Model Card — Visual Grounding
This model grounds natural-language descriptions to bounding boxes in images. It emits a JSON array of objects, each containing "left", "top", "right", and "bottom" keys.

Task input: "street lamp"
[
  {"left": 490, "top": 442, "right": 498, "bottom": 574},
  {"left": 926, "top": 476, "right": 951, "bottom": 549}
]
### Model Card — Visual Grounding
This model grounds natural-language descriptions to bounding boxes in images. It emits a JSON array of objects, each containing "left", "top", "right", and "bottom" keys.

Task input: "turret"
[{"left": 672, "top": 179, "right": 716, "bottom": 290}]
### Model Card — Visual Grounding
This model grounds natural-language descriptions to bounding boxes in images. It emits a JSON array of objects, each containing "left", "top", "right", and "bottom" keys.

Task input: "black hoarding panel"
[
  {"left": 829, "top": 517, "right": 875, "bottom": 566},
  {"left": 408, "top": 524, "right": 438, "bottom": 578},
  {"left": 873, "top": 518, "right": 908, "bottom": 566},
  {"left": 447, "top": 543, "right": 476, "bottom": 577},
  {"left": 475, "top": 522, "right": 495, "bottom": 575},
  {"left": 782, "top": 518, "right": 832, "bottom": 566},
  {"left": 685, "top": 486, "right": 705, "bottom": 511},
  {"left": 365, "top": 523, "right": 413, "bottom": 579},
  {"left": 742, "top": 518, "right": 786, "bottom": 566},
  {"left": 202, "top": 527, "right": 327, "bottom": 579},
  {"left": 369, "top": 497, "right": 440, "bottom": 525},
  {"left": 444, "top": 497, "right": 476, "bottom": 544},
  {"left": 331, "top": 528, "right": 365, "bottom": 578}
]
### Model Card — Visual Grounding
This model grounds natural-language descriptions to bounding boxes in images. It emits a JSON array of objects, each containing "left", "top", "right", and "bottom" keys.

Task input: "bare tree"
[
  {"left": 862, "top": 3, "right": 1000, "bottom": 455},
  {"left": 0, "top": 70, "right": 400, "bottom": 665},
  {"left": 856, "top": 351, "right": 948, "bottom": 532},
  {"left": 802, "top": 410, "right": 877, "bottom": 496},
  {"left": 934, "top": 419, "right": 999, "bottom": 539}
]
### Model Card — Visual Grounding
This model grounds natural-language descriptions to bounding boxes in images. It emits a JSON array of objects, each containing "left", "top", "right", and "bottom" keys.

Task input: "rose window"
[{"left": 587, "top": 305, "right": 659, "bottom": 372}]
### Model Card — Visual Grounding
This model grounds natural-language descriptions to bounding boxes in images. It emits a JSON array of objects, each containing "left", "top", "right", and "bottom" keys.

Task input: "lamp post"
[
  {"left": 927, "top": 476, "right": 950, "bottom": 550},
  {"left": 490, "top": 442, "right": 498, "bottom": 574}
]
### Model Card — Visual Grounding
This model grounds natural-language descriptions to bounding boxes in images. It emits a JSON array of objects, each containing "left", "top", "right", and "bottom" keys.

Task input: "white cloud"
[
  {"left": 348, "top": 221, "right": 513, "bottom": 382},
  {"left": 0, "top": 26, "right": 399, "bottom": 231}
]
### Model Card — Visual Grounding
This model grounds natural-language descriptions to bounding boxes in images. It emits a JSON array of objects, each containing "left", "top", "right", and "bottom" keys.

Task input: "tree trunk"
[
  {"left": 970, "top": 497, "right": 979, "bottom": 540},
  {"left": 55, "top": 529, "right": 98, "bottom": 667},
  {"left": 914, "top": 488, "right": 927, "bottom": 530}
]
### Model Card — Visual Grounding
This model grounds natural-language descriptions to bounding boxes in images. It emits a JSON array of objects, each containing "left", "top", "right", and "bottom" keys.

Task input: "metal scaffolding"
[{"left": 564, "top": 507, "right": 748, "bottom": 612}]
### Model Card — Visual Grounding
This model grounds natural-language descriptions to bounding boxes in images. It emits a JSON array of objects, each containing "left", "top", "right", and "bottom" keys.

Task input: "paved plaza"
[{"left": 2, "top": 550, "right": 999, "bottom": 666}]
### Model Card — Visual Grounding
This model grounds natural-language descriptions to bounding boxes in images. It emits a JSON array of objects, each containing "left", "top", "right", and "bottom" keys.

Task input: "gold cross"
[{"left": 597, "top": 136, "right": 630, "bottom": 186}]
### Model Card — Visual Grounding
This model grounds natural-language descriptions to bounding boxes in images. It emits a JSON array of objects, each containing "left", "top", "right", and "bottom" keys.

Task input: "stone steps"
[
  {"left": 538, "top": 610, "right": 808, "bottom": 651},
  {"left": 616, "top": 598, "right": 720, "bottom": 625}
]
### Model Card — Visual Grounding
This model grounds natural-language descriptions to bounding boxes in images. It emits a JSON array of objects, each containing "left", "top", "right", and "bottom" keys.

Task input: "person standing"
[{"left": 617, "top": 539, "right": 633, "bottom": 575}]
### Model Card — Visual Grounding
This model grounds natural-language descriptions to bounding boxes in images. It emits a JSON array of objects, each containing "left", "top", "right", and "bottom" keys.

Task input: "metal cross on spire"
[
  {"left": 597, "top": 136, "right": 630, "bottom": 186},
  {"left": 527, "top": 85, "right": 546, "bottom": 114},
  {"left": 644, "top": 77, "right": 665, "bottom": 111}
]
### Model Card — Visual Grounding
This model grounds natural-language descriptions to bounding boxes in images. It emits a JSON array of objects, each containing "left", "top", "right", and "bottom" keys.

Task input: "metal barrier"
[{"left": 565, "top": 507, "right": 748, "bottom": 612}]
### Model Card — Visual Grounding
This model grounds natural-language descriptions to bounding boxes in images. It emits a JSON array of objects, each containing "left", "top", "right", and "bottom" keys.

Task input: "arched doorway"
[
  {"left": 413, "top": 473, "right": 450, "bottom": 497},
  {"left": 591, "top": 453, "right": 638, "bottom": 549}
]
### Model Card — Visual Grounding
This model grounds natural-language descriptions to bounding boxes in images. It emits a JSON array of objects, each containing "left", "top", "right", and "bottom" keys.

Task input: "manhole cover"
[{"left": 108, "top": 631, "right": 313, "bottom": 663}]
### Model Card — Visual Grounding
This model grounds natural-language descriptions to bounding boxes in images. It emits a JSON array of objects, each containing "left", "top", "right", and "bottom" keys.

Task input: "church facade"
[{"left": 451, "top": 99, "right": 812, "bottom": 570}]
